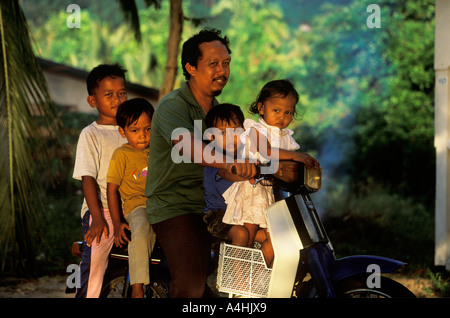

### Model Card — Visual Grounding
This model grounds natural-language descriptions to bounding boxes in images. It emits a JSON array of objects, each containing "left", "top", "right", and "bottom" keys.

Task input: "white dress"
[{"left": 222, "top": 118, "right": 300, "bottom": 228}]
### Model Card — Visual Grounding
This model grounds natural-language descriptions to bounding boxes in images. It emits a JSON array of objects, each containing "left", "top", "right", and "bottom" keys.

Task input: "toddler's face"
[
  {"left": 258, "top": 94, "right": 296, "bottom": 130},
  {"left": 212, "top": 117, "right": 243, "bottom": 157},
  {"left": 119, "top": 112, "right": 152, "bottom": 150}
]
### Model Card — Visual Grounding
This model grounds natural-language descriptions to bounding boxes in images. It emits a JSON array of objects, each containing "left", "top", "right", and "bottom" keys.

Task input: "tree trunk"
[{"left": 159, "top": 0, "right": 183, "bottom": 101}]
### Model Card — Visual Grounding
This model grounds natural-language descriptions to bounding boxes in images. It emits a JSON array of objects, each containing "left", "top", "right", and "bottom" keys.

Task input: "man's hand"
[{"left": 227, "top": 159, "right": 257, "bottom": 179}]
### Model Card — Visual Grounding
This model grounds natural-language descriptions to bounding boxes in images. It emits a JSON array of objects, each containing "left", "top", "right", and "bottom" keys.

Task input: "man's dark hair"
[
  {"left": 181, "top": 28, "right": 231, "bottom": 80},
  {"left": 205, "top": 103, "right": 244, "bottom": 128},
  {"left": 86, "top": 63, "right": 127, "bottom": 95},
  {"left": 116, "top": 98, "right": 154, "bottom": 129}
]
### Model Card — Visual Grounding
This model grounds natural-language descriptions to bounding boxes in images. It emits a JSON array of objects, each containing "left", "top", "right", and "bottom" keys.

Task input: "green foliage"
[
  {"left": 208, "top": 0, "right": 302, "bottom": 109},
  {"left": 0, "top": 1, "right": 60, "bottom": 275},
  {"left": 295, "top": 0, "right": 435, "bottom": 204},
  {"left": 427, "top": 269, "right": 450, "bottom": 297},
  {"left": 301, "top": 0, "right": 436, "bottom": 272},
  {"left": 31, "top": 2, "right": 170, "bottom": 88},
  {"left": 38, "top": 106, "right": 98, "bottom": 194},
  {"left": 350, "top": 0, "right": 435, "bottom": 203},
  {"left": 34, "top": 10, "right": 106, "bottom": 69},
  {"left": 37, "top": 192, "right": 83, "bottom": 274},
  {"left": 33, "top": 107, "right": 97, "bottom": 273},
  {"left": 322, "top": 183, "right": 434, "bottom": 266}
]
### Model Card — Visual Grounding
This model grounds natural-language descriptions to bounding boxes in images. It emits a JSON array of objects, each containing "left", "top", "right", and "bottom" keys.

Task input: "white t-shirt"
[{"left": 73, "top": 121, "right": 126, "bottom": 218}]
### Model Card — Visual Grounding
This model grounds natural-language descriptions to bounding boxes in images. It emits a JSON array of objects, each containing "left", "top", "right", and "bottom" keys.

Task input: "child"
[
  {"left": 73, "top": 63, "right": 128, "bottom": 298},
  {"left": 222, "top": 79, "right": 320, "bottom": 267},
  {"left": 203, "top": 103, "right": 248, "bottom": 244},
  {"left": 203, "top": 104, "right": 268, "bottom": 248},
  {"left": 106, "top": 98, "right": 156, "bottom": 298}
]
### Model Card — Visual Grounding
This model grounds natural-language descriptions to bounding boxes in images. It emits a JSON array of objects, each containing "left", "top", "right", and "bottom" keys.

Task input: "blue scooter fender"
[{"left": 330, "top": 255, "right": 406, "bottom": 283}]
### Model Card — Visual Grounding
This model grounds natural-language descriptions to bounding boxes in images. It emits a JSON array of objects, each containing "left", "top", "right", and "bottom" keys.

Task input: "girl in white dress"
[{"left": 222, "top": 80, "right": 320, "bottom": 266}]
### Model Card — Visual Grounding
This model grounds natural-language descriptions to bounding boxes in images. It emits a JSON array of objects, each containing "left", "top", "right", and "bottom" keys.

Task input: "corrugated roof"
[{"left": 37, "top": 57, "right": 159, "bottom": 100}]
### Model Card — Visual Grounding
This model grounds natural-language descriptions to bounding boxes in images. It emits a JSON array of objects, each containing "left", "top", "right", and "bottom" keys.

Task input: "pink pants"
[{"left": 76, "top": 209, "right": 114, "bottom": 298}]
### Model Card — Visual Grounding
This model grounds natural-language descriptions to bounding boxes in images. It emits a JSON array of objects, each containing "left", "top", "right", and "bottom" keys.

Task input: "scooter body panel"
[
  {"left": 266, "top": 192, "right": 407, "bottom": 297},
  {"left": 330, "top": 255, "right": 406, "bottom": 283},
  {"left": 266, "top": 193, "right": 334, "bottom": 297},
  {"left": 266, "top": 199, "right": 304, "bottom": 298}
]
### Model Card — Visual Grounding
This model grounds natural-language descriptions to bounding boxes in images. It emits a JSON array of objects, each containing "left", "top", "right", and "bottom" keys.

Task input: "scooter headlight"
[
  {"left": 274, "top": 161, "right": 322, "bottom": 193},
  {"left": 303, "top": 165, "right": 322, "bottom": 192}
]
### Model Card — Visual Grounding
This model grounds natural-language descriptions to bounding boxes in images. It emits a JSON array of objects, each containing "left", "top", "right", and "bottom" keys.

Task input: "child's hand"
[
  {"left": 293, "top": 152, "right": 320, "bottom": 169},
  {"left": 84, "top": 218, "right": 109, "bottom": 247},
  {"left": 113, "top": 222, "right": 131, "bottom": 247},
  {"left": 114, "top": 223, "right": 131, "bottom": 247}
]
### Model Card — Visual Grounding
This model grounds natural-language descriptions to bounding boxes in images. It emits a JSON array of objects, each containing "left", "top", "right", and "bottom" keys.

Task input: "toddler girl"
[{"left": 222, "top": 79, "right": 320, "bottom": 266}]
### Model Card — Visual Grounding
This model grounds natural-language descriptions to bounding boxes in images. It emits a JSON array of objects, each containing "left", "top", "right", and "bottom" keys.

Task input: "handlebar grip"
[{"left": 231, "top": 163, "right": 264, "bottom": 175}]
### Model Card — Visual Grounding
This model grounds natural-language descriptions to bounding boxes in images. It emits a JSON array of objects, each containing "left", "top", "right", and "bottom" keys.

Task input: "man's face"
[{"left": 189, "top": 40, "right": 231, "bottom": 97}]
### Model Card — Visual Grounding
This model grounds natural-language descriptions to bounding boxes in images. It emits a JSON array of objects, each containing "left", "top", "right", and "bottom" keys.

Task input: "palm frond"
[{"left": 0, "top": 1, "right": 59, "bottom": 274}]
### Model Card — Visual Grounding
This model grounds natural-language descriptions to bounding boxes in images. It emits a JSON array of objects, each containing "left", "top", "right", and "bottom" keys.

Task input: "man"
[{"left": 146, "top": 28, "right": 256, "bottom": 298}]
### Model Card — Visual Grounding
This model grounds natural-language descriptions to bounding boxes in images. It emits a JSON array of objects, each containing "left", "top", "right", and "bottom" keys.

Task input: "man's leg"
[{"left": 153, "top": 213, "right": 211, "bottom": 298}]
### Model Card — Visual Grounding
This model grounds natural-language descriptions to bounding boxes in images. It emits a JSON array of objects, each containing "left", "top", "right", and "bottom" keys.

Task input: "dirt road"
[
  {"left": 0, "top": 273, "right": 440, "bottom": 298},
  {"left": 0, "top": 275, "right": 73, "bottom": 298}
]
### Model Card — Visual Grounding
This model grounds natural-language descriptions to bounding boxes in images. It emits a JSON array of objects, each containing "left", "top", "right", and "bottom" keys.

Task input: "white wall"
[
  {"left": 42, "top": 68, "right": 158, "bottom": 113},
  {"left": 434, "top": 0, "right": 450, "bottom": 271}
]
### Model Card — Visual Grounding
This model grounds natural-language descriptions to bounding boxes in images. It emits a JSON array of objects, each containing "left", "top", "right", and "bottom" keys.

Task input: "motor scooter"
[
  {"left": 67, "top": 236, "right": 219, "bottom": 298},
  {"left": 68, "top": 161, "right": 415, "bottom": 298},
  {"left": 216, "top": 160, "right": 416, "bottom": 298},
  {"left": 67, "top": 239, "right": 170, "bottom": 298}
]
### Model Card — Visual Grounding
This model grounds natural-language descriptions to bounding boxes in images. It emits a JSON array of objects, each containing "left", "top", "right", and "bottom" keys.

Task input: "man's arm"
[{"left": 172, "top": 132, "right": 256, "bottom": 179}]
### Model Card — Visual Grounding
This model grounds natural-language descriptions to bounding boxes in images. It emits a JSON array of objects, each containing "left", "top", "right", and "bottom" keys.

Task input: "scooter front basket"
[{"left": 217, "top": 242, "right": 272, "bottom": 298}]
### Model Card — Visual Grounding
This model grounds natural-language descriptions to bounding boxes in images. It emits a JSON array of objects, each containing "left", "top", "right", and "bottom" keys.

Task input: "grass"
[
  {"left": 317, "top": 180, "right": 450, "bottom": 296},
  {"left": 319, "top": 181, "right": 434, "bottom": 265},
  {"left": 427, "top": 269, "right": 450, "bottom": 297},
  {"left": 39, "top": 192, "right": 84, "bottom": 274}
]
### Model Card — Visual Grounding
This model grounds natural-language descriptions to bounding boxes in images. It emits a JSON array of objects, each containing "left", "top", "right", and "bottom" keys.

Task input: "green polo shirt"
[{"left": 145, "top": 82, "right": 219, "bottom": 224}]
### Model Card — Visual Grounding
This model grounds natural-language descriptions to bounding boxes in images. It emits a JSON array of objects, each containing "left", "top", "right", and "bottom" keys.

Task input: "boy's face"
[
  {"left": 87, "top": 76, "right": 127, "bottom": 125},
  {"left": 119, "top": 112, "right": 152, "bottom": 150},
  {"left": 210, "top": 117, "right": 243, "bottom": 157}
]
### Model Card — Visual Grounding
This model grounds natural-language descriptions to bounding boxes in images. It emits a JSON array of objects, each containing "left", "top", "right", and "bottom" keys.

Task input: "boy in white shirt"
[{"left": 73, "top": 63, "right": 127, "bottom": 298}]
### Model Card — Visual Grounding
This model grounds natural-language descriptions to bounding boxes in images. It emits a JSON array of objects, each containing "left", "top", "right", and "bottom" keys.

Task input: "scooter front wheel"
[
  {"left": 100, "top": 275, "right": 128, "bottom": 298},
  {"left": 100, "top": 274, "right": 168, "bottom": 298},
  {"left": 334, "top": 274, "right": 416, "bottom": 298}
]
